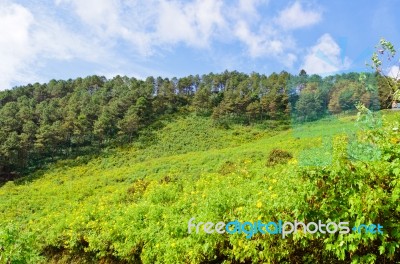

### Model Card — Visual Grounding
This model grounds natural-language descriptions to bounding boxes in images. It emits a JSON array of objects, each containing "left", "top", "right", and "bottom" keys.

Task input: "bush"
[
  {"left": 266, "top": 148, "right": 293, "bottom": 166},
  {"left": 0, "top": 224, "right": 43, "bottom": 263},
  {"left": 290, "top": 112, "right": 400, "bottom": 263},
  {"left": 218, "top": 161, "right": 237, "bottom": 175}
]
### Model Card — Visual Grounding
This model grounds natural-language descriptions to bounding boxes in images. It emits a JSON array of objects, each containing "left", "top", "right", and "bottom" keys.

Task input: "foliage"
[
  {"left": 0, "top": 224, "right": 43, "bottom": 263},
  {"left": 266, "top": 148, "right": 293, "bottom": 166},
  {"left": 0, "top": 70, "right": 393, "bottom": 177},
  {"left": 369, "top": 38, "right": 400, "bottom": 107},
  {"left": 296, "top": 110, "right": 400, "bottom": 263},
  {"left": 1, "top": 40, "right": 400, "bottom": 263},
  {"left": 0, "top": 111, "right": 399, "bottom": 263}
]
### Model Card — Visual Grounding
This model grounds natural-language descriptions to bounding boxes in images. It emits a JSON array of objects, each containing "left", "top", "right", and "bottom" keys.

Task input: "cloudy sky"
[{"left": 1, "top": 0, "right": 399, "bottom": 89}]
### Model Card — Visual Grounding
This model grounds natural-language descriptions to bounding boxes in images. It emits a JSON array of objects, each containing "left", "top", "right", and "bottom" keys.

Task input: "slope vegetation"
[{"left": 0, "top": 111, "right": 399, "bottom": 263}]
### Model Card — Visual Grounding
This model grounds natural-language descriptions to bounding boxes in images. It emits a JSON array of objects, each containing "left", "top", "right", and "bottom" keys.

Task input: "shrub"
[
  {"left": 126, "top": 179, "right": 150, "bottom": 202},
  {"left": 290, "top": 110, "right": 400, "bottom": 263},
  {"left": 218, "top": 161, "right": 237, "bottom": 175},
  {"left": 0, "top": 224, "right": 43, "bottom": 263},
  {"left": 266, "top": 148, "right": 293, "bottom": 166}
]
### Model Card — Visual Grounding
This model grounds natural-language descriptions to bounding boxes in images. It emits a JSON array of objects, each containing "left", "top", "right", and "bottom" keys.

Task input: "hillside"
[
  {"left": 0, "top": 71, "right": 392, "bottom": 180},
  {"left": 1, "top": 110, "right": 399, "bottom": 263}
]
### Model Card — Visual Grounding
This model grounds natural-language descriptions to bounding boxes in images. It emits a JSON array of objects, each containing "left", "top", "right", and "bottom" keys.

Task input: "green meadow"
[{"left": 1, "top": 110, "right": 399, "bottom": 263}]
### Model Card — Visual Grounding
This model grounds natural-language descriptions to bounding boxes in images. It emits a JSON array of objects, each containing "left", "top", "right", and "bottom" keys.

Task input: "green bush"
[
  {"left": 0, "top": 224, "right": 43, "bottom": 264},
  {"left": 291, "top": 111, "right": 400, "bottom": 263},
  {"left": 266, "top": 148, "right": 293, "bottom": 166}
]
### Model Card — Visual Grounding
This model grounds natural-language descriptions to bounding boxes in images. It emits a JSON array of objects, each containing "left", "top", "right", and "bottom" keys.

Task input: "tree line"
[{"left": 0, "top": 70, "right": 396, "bottom": 176}]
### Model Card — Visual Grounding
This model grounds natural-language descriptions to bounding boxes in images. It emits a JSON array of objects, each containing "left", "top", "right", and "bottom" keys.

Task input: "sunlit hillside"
[{"left": 1, "top": 110, "right": 399, "bottom": 263}]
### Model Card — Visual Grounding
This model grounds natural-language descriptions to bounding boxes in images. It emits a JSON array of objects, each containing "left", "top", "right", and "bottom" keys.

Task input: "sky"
[{"left": 0, "top": 0, "right": 399, "bottom": 90}]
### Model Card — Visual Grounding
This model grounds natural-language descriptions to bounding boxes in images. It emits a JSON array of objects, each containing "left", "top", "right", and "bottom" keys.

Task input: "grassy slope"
[{"left": 0, "top": 111, "right": 398, "bottom": 263}]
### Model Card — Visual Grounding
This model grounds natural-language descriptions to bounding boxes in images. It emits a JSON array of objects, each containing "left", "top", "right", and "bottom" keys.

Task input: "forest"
[{"left": 0, "top": 70, "right": 395, "bottom": 179}]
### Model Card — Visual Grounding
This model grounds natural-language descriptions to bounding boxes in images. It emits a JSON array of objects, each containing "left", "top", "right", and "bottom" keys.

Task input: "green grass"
[{"left": 0, "top": 111, "right": 399, "bottom": 263}]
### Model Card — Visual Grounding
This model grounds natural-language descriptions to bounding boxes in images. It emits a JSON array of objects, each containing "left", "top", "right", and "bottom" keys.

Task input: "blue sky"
[{"left": 0, "top": 0, "right": 399, "bottom": 89}]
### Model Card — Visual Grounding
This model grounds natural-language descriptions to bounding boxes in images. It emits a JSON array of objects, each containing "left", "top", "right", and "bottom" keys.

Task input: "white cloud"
[
  {"left": 151, "top": 1, "right": 195, "bottom": 44},
  {"left": 388, "top": 65, "right": 400, "bottom": 80},
  {"left": 33, "top": 19, "right": 103, "bottom": 62},
  {"left": 275, "top": 1, "right": 322, "bottom": 30},
  {"left": 0, "top": 1, "right": 107, "bottom": 90},
  {"left": 55, "top": 0, "right": 120, "bottom": 34},
  {"left": 186, "top": 0, "right": 227, "bottom": 46},
  {"left": 0, "top": 0, "right": 324, "bottom": 89},
  {"left": 0, "top": 3, "right": 35, "bottom": 89},
  {"left": 237, "top": 0, "right": 268, "bottom": 21},
  {"left": 233, "top": 20, "right": 297, "bottom": 68},
  {"left": 55, "top": 0, "right": 155, "bottom": 55},
  {"left": 235, "top": 23, "right": 276, "bottom": 55},
  {"left": 301, "top": 33, "right": 351, "bottom": 75},
  {"left": 55, "top": 0, "right": 301, "bottom": 60},
  {"left": 56, "top": 0, "right": 226, "bottom": 53},
  {"left": 285, "top": 53, "right": 298, "bottom": 68}
]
